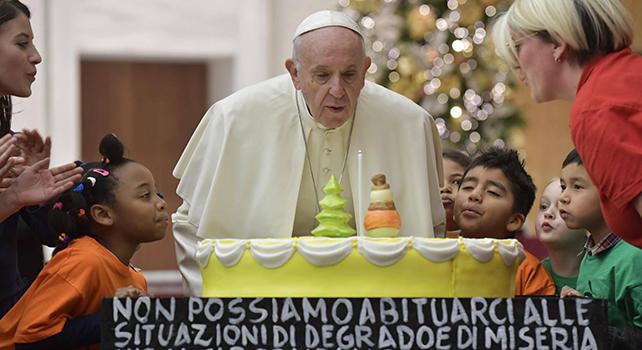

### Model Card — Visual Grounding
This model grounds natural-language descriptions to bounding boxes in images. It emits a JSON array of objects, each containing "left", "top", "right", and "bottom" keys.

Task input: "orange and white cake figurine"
[{"left": 363, "top": 174, "right": 401, "bottom": 237}]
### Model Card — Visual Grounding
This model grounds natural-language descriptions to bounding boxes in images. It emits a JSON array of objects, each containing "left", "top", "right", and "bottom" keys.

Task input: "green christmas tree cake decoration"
[{"left": 311, "top": 175, "right": 356, "bottom": 237}]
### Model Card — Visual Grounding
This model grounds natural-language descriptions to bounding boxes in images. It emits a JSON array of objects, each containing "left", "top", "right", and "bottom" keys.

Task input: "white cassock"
[{"left": 172, "top": 74, "right": 445, "bottom": 295}]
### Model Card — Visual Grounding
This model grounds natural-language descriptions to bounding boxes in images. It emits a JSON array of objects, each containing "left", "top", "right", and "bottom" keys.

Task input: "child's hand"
[
  {"left": 560, "top": 285, "right": 583, "bottom": 298},
  {"left": 115, "top": 285, "right": 149, "bottom": 298}
]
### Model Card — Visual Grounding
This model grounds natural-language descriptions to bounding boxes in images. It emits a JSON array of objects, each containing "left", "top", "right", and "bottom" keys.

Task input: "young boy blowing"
[
  {"left": 453, "top": 146, "right": 555, "bottom": 296},
  {"left": 535, "top": 178, "right": 586, "bottom": 295},
  {"left": 440, "top": 149, "right": 471, "bottom": 238}
]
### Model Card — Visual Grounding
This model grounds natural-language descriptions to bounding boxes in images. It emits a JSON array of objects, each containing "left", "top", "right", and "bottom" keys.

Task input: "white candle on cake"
[{"left": 357, "top": 149, "right": 363, "bottom": 236}]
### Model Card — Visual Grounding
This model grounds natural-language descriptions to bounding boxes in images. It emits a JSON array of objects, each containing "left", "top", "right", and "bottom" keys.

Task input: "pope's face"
[{"left": 286, "top": 27, "right": 371, "bottom": 129}]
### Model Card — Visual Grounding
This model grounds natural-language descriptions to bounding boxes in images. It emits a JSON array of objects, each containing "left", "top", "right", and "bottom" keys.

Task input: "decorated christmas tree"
[
  {"left": 340, "top": 0, "right": 524, "bottom": 154},
  {"left": 311, "top": 175, "right": 356, "bottom": 237}
]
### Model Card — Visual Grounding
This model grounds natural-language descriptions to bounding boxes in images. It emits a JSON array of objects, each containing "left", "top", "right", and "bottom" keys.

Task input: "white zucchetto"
[{"left": 293, "top": 10, "right": 363, "bottom": 40}]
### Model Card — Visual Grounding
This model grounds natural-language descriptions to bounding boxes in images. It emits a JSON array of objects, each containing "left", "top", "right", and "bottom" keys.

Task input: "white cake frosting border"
[
  {"left": 195, "top": 239, "right": 215, "bottom": 268},
  {"left": 297, "top": 237, "right": 353, "bottom": 266},
  {"left": 497, "top": 239, "right": 524, "bottom": 266},
  {"left": 249, "top": 239, "right": 295, "bottom": 269},
  {"left": 198, "top": 237, "right": 524, "bottom": 269},
  {"left": 357, "top": 237, "right": 409, "bottom": 266},
  {"left": 463, "top": 238, "right": 495, "bottom": 263},
  {"left": 412, "top": 237, "right": 460, "bottom": 262}
]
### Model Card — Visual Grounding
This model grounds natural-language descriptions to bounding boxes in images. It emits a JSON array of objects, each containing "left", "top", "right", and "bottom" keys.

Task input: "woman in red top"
[{"left": 492, "top": 0, "right": 642, "bottom": 249}]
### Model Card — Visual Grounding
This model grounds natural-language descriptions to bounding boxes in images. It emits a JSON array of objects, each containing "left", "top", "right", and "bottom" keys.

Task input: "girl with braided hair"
[{"left": 0, "top": 134, "right": 169, "bottom": 350}]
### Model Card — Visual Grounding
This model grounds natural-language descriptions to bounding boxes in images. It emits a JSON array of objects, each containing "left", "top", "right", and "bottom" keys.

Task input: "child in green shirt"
[
  {"left": 535, "top": 178, "right": 586, "bottom": 295},
  {"left": 558, "top": 150, "right": 642, "bottom": 343}
]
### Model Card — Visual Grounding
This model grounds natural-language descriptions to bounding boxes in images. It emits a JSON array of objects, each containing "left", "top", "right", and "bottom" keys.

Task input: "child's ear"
[
  {"left": 90, "top": 204, "right": 114, "bottom": 226},
  {"left": 506, "top": 213, "right": 525, "bottom": 233}
]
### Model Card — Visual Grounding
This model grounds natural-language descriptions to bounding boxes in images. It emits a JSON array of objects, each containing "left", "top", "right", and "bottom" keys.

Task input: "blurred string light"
[{"left": 340, "top": 0, "right": 525, "bottom": 153}]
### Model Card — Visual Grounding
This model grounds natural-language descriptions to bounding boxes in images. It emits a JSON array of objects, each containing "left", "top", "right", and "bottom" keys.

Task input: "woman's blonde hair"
[{"left": 491, "top": 0, "right": 633, "bottom": 68}]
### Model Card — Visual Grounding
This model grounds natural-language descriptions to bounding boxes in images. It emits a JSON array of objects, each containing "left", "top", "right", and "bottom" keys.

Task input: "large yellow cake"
[{"left": 196, "top": 237, "right": 524, "bottom": 298}]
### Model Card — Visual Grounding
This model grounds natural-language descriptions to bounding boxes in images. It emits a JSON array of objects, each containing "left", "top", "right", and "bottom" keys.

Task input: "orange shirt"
[
  {"left": 515, "top": 251, "right": 555, "bottom": 296},
  {"left": 0, "top": 236, "right": 147, "bottom": 350}
]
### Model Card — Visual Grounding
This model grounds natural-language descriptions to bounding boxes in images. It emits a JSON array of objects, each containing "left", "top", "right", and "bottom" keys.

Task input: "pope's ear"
[
  {"left": 362, "top": 56, "right": 372, "bottom": 74},
  {"left": 285, "top": 59, "right": 301, "bottom": 90}
]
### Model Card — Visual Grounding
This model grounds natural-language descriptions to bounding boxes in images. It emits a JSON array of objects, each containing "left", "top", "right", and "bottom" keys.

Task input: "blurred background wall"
[{"left": 13, "top": 0, "right": 641, "bottom": 295}]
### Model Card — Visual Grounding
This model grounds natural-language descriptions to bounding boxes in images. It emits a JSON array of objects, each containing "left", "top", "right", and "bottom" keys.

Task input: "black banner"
[{"left": 102, "top": 297, "right": 607, "bottom": 349}]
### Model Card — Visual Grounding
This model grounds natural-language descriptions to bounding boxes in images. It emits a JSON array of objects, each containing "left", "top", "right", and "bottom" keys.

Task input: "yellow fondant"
[{"left": 201, "top": 238, "right": 520, "bottom": 298}]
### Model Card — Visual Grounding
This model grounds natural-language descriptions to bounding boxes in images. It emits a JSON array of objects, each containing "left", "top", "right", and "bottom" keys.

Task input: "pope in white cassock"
[{"left": 172, "top": 10, "right": 445, "bottom": 295}]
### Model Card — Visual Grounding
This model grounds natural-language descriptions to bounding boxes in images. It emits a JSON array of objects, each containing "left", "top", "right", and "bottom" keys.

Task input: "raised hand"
[
  {"left": 12, "top": 129, "right": 52, "bottom": 175},
  {"left": 7, "top": 158, "right": 83, "bottom": 207},
  {"left": 0, "top": 134, "right": 24, "bottom": 180}
]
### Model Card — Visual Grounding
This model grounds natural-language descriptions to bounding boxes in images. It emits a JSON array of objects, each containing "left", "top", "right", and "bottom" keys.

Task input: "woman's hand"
[
  {"left": 8, "top": 129, "right": 52, "bottom": 177},
  {"left": 0, "top": 133, "right": 24, "bottom": 180},
  {"left": 5, "top": 158, "right": 82, "bottom": 207},
  {"left": 16, "top": 129, "right": 51, "bottom": 165}
]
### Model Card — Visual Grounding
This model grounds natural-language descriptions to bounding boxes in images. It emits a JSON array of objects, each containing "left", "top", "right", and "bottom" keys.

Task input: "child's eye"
[
  {"left": 156, "top": 192, "right": 165, "bottom": 199},
  {"left": 573, "top": 184, "right": 583, "bottom": 190},
  {"left": 141, "top": 192, "right": 150, "bottom": 198},
  {"left": 460, "top": 185, "right": 473, "bottom": 191},
  {"left": 487, "top": 190, "right": 500, "bottom": 197},
  {"left": 539, "top": 203, "right": 549, "bottom": 210},
  {"left": 452, "top": 178, "right": 462, "bottom": 186}
]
